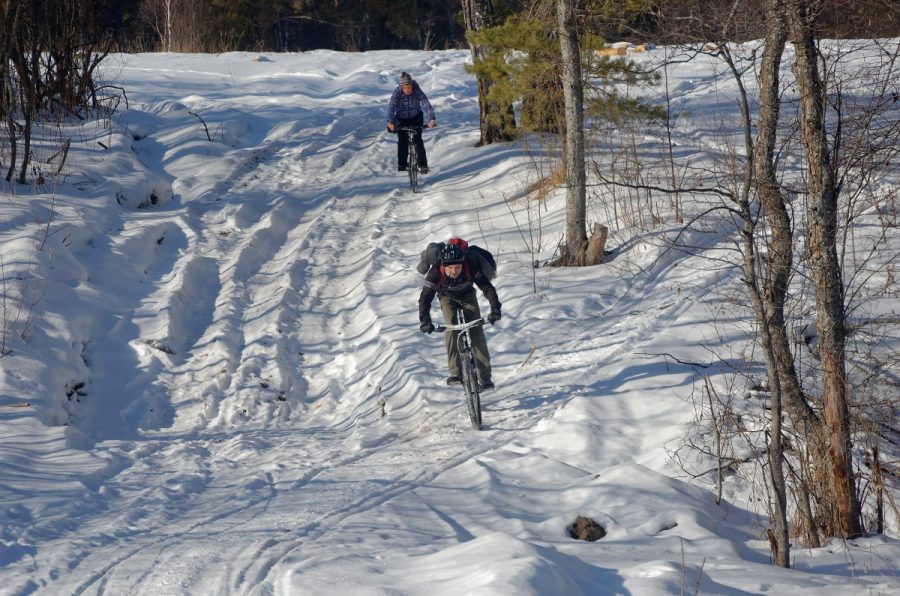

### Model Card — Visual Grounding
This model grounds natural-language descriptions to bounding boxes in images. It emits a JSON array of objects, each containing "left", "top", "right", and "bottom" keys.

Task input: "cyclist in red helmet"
[{"left": 418, "top": 242, "right": 501, "bottom": 389}]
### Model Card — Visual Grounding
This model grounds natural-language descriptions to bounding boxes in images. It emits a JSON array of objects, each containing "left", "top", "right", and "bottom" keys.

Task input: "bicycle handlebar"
[
  {"left": 435, "top": 318, "right": 486, "bottom": 333},
  {"left": 391, "top": 125, "right": 432, "bottom": 134}
]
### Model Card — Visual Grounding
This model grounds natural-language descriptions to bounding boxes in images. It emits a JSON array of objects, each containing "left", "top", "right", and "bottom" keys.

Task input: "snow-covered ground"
[{"left": 0, "top": 46, "right": 897, "bottom": 595}]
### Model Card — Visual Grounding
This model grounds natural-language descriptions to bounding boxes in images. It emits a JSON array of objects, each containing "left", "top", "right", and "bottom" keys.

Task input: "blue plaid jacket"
[{"left": 387, "top": 82, "right": 435, "bottom": 124}]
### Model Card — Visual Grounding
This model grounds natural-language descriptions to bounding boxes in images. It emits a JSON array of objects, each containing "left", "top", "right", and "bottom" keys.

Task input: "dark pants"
[
  {"left": 440, "top": 292, "right": 492, "bottom": 383},
  {"left": 397, "top": 112, "right": 428, "bottom": 169}
]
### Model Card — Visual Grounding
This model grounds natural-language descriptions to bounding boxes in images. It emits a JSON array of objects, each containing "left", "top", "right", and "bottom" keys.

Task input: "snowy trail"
[
  {"left": 27, "top": 76, "right": 551, "bottom": 592},
  {"left": 41, "top": 151, "right": 738, "bottom": 594},
  {"left": 4, "top": 49, "right": 897, "bottom": 596},
  {"left": 56, "top": 186, "right": 541, "bottom": 595},
  {"left": 5, "top": 55, "right": 717, "bottom": 591}
]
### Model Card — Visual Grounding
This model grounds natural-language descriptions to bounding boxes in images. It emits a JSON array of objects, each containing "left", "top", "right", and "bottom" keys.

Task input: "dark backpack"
[{"left": 416, "top": 237, "right": 497, "bottom": 280}]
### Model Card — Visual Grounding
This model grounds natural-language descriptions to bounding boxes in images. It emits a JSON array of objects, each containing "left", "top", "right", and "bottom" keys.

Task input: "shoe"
[
  {"left": 419, "top": 166, "right": 429, "bottom": 174},
  {"left": 398, "top": 165, "right": 407, "bottom": 172},
  {"left": 446, "top": 376, "right": 461, "bottom": 386},
  {"left": 480, "top": 381, "right": 495, "bottom": 391}
]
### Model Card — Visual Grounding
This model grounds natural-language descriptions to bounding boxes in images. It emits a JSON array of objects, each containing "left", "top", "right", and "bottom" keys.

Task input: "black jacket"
[{"left": 418, "top": 261, "right": 500, "bottom": 323}]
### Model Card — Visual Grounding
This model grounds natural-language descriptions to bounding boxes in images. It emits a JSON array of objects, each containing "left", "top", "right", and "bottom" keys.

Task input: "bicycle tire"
[
  {"left": 407, "top": 137, "right": 418, "bottom": 193},
  {"left": 460, "top": 352, "right": 482, "bottom": 430}
]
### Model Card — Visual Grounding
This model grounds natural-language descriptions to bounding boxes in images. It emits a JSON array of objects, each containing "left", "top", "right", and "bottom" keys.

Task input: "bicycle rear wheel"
[
  {"left": 460, "top": 352, "right": 482, "bottom": 430},
  {"left": 407, "top": 141, "right": 418, "bottom": 193}
]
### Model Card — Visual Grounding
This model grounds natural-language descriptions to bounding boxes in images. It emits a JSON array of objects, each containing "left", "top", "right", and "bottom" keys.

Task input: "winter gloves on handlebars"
[{"left": 422, "top": 311, "right": 499, "bottom": 332}]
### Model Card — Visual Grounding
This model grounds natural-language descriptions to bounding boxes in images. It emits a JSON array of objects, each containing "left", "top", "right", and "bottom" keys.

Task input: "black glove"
[
  {"left": 487, "top": 310, "right": 501, "bottom": 325},
  {"left": 420, "top": 319, "right": 435, "bottom": 334}
]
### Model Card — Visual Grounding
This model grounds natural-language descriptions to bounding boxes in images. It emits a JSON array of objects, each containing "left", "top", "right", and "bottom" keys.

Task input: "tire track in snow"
[
  {"left": 212, "top": 144, "right": 585, "bottom": 593},
  {"left": 67, "top": 423, "right": 419, "bottom": 594},
  {"left": 229, "top": 230, "right": 740, "bottom": 591},
  {"left": 164, "top": 110, "right": 393, "bottom": 431},
  {"left": 229, "top": 399, "right": 567, "bottom": 593},
  {"left": 61, "top": 114, "right": 434, "bottom": 592},
  {"left": 62, "top": 95, "right": 610, "bottom": 594},
  {"left": 49, "top": 137, "right": 331, "bottom": 593}
]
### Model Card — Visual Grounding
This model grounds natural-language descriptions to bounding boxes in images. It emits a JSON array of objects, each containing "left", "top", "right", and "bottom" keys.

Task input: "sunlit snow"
[{"left": 0, "top": 46, "right": 897, "bottom": 595}]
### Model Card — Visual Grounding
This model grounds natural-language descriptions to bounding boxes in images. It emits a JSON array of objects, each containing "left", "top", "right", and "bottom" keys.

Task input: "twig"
[
  {"left": 520, "top": 344, "right": 537, "bottom": 368},
  {"left": 50, "top": 138, "right": 71, "bottom": 175},
  {"left": 594, "top": 170, "right": 737, "bottom": 201},
  {"left": 636, "top": 351, "right": 709, "bottom": 368},
  {"left": 188, "top": 109, "right": 212, "bottom": 141},
  {"left": 39, "top": 188, "right": 58, "bottom": 252}
]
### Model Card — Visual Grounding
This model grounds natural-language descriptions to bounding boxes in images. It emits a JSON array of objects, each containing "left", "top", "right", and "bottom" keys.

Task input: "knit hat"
[{"left": 399, "top": 72, "right": 412, "bottom": 86}]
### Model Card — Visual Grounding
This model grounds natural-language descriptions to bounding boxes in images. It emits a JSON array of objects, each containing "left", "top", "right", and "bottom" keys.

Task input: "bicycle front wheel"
[
  {"left": 408, "top": 143, "right": 418, "bottom": 193},
  {"left": 460, "top": 352, "right": 482, "bottom": 430}
]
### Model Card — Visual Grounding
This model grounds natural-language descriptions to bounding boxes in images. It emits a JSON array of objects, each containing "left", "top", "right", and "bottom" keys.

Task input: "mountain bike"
[
  {"left": 436, "top": 309, "right": 487, "bottom": 430},
  {"left": 397, "top": 125, "right": 424, "bottom": 193}
]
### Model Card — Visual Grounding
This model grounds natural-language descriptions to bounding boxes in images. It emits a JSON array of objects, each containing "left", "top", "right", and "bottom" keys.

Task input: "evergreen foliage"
[
  {"left": 467, "top": 17, "right": 563, "bottom": 135},
  {"left": 465, "top": 12, "right": 661, "bottom": 139}
]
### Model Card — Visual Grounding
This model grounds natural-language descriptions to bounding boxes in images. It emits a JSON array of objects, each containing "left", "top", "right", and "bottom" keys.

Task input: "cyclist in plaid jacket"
[{"left": 386, "top": 72, "right": 436, "bottom": 173}]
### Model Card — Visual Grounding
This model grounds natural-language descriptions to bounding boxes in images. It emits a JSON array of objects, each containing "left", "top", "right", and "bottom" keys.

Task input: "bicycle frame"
[
  {"left": 436, "top": 309, "right": 486, "bottom": 430},
  {"left": 397, "top": 126, "right": 422, "bottom": 193}
]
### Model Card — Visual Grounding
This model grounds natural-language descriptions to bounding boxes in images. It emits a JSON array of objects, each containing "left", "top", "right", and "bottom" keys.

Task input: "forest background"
[{"left": 11, "top": 0, "right": 900, "bottom": 54}]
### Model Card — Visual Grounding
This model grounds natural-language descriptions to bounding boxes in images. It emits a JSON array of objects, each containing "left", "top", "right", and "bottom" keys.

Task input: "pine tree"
[
  {"left": 465, "top": 6, "right": 659, "bottom": 139},
  {"left": 462, "top": 0, "right": 517, "bottom": 145}
]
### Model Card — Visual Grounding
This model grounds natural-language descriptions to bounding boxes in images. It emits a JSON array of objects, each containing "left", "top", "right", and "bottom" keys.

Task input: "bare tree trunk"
[
  {"left": 12, "top": 20, "right": 39, "bottom": 185},
  {"left": 715, "top": 4, "right": 791, "bottom": 561},
  {"left": 165, "top": 0, "right": 173, "bottom": 52},
  {"left": 556, "top": 0, "right": 587, "bottom": 264},
  {"left": 751, "top": 0, "right": 793, "bottom": 564},
  {"left": 462, "top": 0, "right": 516, "bottom": 146},
  {"left": 736, "top": 192, "right": 792, "bottom": 566},
  {"left": 754, "top": 2, "right": 813, "bottom": 434},
  {"left": 785, "top": 0, "right": 862, "bottom": 539},
  {"left": 1, "top": 0, "right": 21, "bottom": 181}
]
